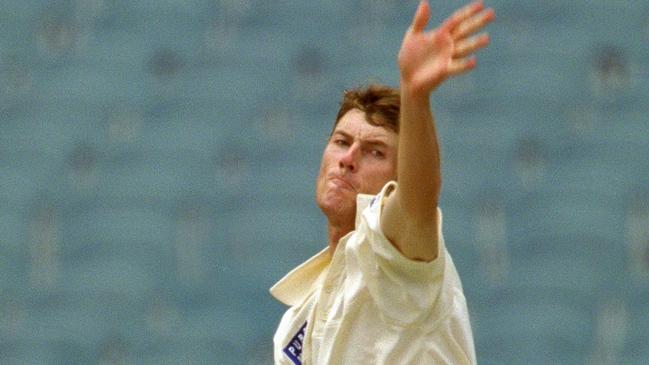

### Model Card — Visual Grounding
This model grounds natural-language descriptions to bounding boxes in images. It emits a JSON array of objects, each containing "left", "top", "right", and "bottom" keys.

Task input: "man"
[{"left": 270, "top": 1, "right": 495, "bottom": 364}]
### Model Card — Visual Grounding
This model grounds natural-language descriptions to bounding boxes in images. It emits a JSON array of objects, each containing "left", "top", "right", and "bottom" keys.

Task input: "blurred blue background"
[{"left": 1, "top": 0, "right": 648, "bottom": 364}]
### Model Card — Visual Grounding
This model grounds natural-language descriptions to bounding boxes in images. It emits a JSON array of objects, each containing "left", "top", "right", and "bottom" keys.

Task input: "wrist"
[{"left": 399, "top": 79, "right": 433, "bottom": 106}]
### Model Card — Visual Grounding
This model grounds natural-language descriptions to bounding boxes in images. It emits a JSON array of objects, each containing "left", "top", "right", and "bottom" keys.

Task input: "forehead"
[{"left": 333, "top": 109, "right": 397, "bottom": 143}]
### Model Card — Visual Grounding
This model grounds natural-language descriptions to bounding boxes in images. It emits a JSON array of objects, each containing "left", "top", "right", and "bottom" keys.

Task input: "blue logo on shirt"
[{"left": 283, "top": 321, "right": 307, "bottom": 365}]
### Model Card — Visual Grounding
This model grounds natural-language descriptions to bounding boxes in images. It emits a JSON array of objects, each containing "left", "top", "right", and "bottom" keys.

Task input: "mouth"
[{"left": 329, "top": 176, "right": 356, "bottom": 192}]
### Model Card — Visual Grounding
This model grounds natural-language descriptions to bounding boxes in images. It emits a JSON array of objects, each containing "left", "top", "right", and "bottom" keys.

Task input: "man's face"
[{"left": 316, "top": 108, "right": 398, "bottom": 223}]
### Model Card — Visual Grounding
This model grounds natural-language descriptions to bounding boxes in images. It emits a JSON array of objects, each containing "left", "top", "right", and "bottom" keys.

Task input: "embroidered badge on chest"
[{"left": 283, "top": 321, "right": 307, "bottom": 365}]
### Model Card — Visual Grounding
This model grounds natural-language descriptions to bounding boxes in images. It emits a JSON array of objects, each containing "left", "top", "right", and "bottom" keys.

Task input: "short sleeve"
[{"left": 345, "top": 181, "right": 448, "bottom": 327}]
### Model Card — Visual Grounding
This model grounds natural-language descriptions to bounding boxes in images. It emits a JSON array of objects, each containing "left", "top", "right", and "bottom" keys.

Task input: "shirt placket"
[{"left": 311, "top": 243, "right": 346, "bottom": 362}]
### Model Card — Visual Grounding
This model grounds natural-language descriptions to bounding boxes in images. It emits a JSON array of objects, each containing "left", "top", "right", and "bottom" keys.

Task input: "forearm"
[
  {"left": 395, "top": 0, "right": 492, "bottom": 220},
  {"left": 381, "top": 0, "right": 492, "bottom": 262},
  {"left": 396, "top": 87, "right": 441, "bottom": 222}
]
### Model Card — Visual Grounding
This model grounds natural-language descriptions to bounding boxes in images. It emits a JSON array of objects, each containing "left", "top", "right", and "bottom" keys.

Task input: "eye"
[
  {"left": 333, "top": 139, "right": 349, "bottom": 147},
  {"left": 370, "top": 149, "right": 385, "bottom": 158}
]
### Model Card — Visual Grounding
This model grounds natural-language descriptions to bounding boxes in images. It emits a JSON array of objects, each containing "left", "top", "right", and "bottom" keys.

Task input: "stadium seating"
[{"left": 1, "top": 0, "right": 647, "bottom": 363}]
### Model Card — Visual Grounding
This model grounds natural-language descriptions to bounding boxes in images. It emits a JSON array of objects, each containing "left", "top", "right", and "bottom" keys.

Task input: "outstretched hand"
[{"left": 398, "top": 0, "right": 495, "bottom": 97}]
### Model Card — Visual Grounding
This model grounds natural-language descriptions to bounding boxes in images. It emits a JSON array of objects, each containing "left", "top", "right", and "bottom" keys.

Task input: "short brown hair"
[{"left": 332, "top": 84, "right": 400, "bottom": 134}]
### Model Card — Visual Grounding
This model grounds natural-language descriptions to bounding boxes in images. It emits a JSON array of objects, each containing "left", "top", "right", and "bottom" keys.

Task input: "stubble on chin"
[{"left": 317, "top": 188, "right": 357, "bottom": 224}]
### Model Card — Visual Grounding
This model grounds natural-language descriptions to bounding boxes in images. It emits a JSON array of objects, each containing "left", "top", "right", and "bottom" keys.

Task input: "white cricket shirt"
[{"left": 270, "top": 182, "right": 476, "bottom": 364}]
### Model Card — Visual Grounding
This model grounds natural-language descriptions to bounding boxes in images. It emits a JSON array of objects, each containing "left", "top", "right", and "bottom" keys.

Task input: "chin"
[{"left": 318, "top": 191, "right": 356, "bottom": 219}]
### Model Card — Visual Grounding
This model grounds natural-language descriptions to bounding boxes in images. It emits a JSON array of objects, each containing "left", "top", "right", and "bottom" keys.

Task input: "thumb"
[{"left": 410, "top": 0, "right": 431, "bottom": 33}]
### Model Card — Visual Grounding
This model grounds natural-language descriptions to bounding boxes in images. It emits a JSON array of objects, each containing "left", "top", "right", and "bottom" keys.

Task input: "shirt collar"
[
  {"left": 355, "top": 192, "right": 374, "bottom": 228},
  {"left": 269, "top": 247, "right": 331, "bottom": 306},
  {"left": 270, "top": 193, "right": 376, "bottom": 306}
]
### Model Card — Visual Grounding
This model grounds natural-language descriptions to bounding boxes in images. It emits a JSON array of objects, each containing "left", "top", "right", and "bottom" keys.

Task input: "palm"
[
  {"left": 398, "top": 0, "right": 494, "bottom": 95},
  {"left": 399, "top": 26, "right": 454, "bottom": 94}
]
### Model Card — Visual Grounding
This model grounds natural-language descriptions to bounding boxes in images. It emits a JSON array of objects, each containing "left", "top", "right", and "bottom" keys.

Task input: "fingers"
[
  {"left": 447, "top": 56, "right": 477, "bottom": 77},
  {"left": 410, "top": 0, "right": 431, "bottom": 33},
  {"left": 452, "top": 8, "right": 495, "bottom": 40},
  {"left": 447, "top": 2, "right": 494, "bottom": 78},
  {"left": 453, "top": 33, "right": 490, "bottom": 58},
  {"left": 441, "top": 0, "right": 485, "bottom": 33}
]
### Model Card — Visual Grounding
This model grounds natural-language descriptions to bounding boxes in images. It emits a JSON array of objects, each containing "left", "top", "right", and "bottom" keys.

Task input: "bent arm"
[
  {"left": 382, "top": 0, "right": 494, "bottom": 262},
  {"left": 382, "top": 89, "right": 441, "bottom": 262}
]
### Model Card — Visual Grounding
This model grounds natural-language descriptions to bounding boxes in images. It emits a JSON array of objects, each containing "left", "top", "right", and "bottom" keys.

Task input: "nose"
[{"left": 338, "top": 144, "right": 359, "bottom": 172}]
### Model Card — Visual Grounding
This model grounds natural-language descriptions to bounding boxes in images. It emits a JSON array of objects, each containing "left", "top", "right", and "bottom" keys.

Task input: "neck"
[{"left": 327, "top": 220, "right": 354, "bottom": 255}]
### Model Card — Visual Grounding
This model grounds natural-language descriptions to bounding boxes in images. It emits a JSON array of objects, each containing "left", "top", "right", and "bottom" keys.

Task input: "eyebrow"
[{"left": 332, "top": 130, "right": 389, "bottom": 147}]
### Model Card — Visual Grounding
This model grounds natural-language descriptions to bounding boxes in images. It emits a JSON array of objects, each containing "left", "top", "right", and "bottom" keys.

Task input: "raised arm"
[{"left": 381, "top": 0, "right": 494, "bottom": 261}]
